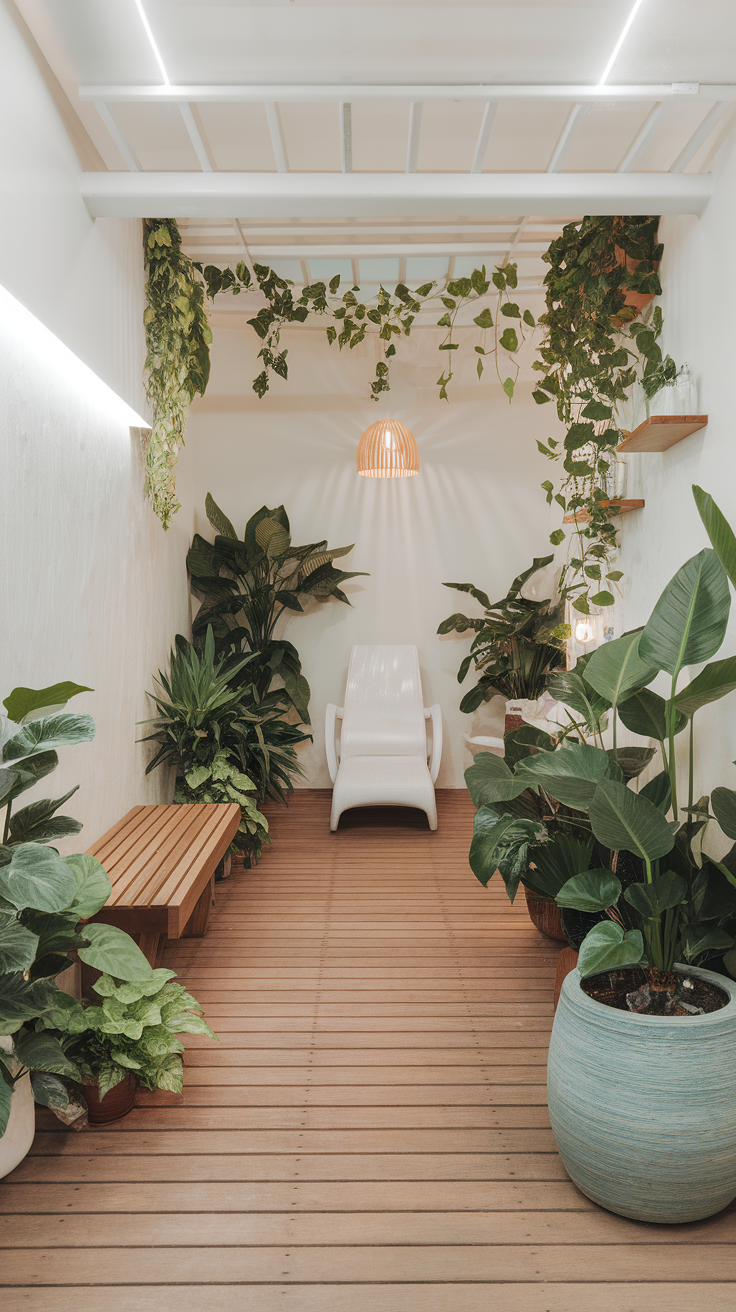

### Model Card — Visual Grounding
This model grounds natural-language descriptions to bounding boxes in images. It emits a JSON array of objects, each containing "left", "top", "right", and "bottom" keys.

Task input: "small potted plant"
[{"left": 465, "top": 485, "right": 736, "bottom": 1222}]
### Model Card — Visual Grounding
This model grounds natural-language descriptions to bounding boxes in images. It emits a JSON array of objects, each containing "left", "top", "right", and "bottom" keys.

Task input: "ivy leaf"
[
  {"left": 500, "top": 303, "right": 521, "bottom": 319},
  {"left": 549, "top": 529, "right": 566, "bottom": 547},
  {"left": 473, "top": 308, "right": 493, "bottom": 329},
  {"left": 532, "top": 390, "right": 551, "bottom": 405},
  {"left": 499, "top": 328, "right": 519, "bottom": 353},
  {"left": 523, "top": 310, "right": 536, "bottom": 328},
  {"left": 502, "top": 377, "right": 515, "bottom": 399}
]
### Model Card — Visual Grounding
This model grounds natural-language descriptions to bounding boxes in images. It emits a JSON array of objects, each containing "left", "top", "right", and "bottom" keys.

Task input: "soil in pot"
[
  {"left": 582, "top": 966, "right": 729, "bottom": 1017},
  {"left": 523, "top": 887, "right": 566, "bottom": 941},
  {"left": 83, "top": 1073, "right": 136, "bottom": 1125}
]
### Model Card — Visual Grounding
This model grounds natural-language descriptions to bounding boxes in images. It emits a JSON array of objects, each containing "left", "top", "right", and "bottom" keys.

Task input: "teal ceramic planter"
[{"left": 548, "top": 964, "right": 736, "bottom": 1223}]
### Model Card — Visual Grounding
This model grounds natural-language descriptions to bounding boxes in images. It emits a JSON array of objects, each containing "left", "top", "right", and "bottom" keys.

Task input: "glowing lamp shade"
[{"left": 356, "top": 419, "right": 419, "bottom": 478}]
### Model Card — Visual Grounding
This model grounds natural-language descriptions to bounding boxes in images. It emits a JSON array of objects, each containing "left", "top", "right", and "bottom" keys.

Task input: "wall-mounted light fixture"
[{"left": 356, "top": 419, "right": 419, "bottom": 478}]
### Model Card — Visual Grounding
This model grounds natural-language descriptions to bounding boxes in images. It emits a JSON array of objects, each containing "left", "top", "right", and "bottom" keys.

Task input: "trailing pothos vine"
[
  {"left": 531, "top": 215, "right": 676, "bottom": 614},
  {"left": 142, "top": 220, "right": 211, "bottom": 528}
]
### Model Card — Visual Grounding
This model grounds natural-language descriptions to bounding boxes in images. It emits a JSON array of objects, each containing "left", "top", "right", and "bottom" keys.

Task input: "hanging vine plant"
[
  {"left": 142, "top": 219, "right": 212, "bottom": 528},
  {"left": 532, "top": 215, "right": 675, "bottom": 614}
]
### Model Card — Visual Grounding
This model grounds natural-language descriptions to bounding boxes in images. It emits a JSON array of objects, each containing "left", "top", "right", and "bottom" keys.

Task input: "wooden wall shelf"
[
  {"left": 564, "top": 499, "right": 645, "bottom": 525},
  {"left": 617, "top": 414, "right": 708, "bottom": 453}
]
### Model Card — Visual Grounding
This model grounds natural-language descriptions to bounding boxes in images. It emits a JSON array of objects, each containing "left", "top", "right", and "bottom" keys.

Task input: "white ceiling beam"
[
  {"left": 546, "top": 104, "right": 586, "bottom": 173},
  {"left": 470, "top": 102, "right": 498, "bottom": 174},
  {"left": 340, "top": 103, "right": 352, "bottom": 174},
  {"left": 185, "top": 243, "right": 550, "bottom": 259},
  {"left": 616, "top": 102, "right": 667, "bottom": 172},
  {"left": 670, "top": 101, "right": 729, "bottom": 173},
  {"left": 406, "top": 103, "right": 423, "bottom": 173},
  {"left": 181, "top": 222, "right": 571, "bottom": 236},
  {"left": 93, "top": 101, "right": 141, "bottom": 172},
  {"left": 80, "top": 171, "right": 713, "bottom": 219},
  {"left": 264, "top": 102, "right": 288, "bottom": 173},
  {"left": 79, "top": 82, "right": 732, "bottom": 104},
  {"left": 179, "top": 103, "right": 213, "bottom": 172}
]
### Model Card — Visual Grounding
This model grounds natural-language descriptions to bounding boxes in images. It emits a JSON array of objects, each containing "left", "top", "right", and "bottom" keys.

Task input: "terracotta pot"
[
  {"left": 83, "top": 1074, "right": 136, "bottom": 1125},
  {"left": 524, "top": 887, "right": 566, "bottom": 941},
  {"left": 610, "top": 243, "right": 659, "bottom": 327}
]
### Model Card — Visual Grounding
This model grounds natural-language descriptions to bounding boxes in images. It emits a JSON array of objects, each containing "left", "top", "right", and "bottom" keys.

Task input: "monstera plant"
[
  {"left": 187, "top": 496, "right": 367, "bottom": 726},
  {"left": 466, "top": 486, "right": 736, "bottom": 1007}
]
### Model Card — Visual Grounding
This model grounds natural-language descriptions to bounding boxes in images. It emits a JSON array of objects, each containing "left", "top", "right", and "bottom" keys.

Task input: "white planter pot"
[{"left": 0, "top": 1036, "right": 35, "bottom": 1180}]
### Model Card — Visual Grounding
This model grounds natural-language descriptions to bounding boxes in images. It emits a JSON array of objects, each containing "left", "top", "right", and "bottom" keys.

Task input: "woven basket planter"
[
  {"left": 523, "top": 887, "right": 566, "bottom": 941},
  {"left": 548, "top": 964, "right": 736, "bottom": 1223}
]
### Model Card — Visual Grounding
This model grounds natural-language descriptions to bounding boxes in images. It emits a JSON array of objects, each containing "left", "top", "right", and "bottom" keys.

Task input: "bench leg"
[
  {"left": 181, "top": 874, "right": 215, "bottom": 939},
  {"left": 138, "top": 932, "right": 166, "bottom": 968}
]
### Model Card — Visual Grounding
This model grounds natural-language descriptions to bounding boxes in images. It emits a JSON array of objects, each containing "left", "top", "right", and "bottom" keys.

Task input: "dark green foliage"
[{"left": 438, "top": 557, "right": 569, "bottom": 706}]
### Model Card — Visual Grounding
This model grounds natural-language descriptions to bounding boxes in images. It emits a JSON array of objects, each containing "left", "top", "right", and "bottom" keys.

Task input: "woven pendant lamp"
[{"left": 356, "top": 419, "right": 419, "bottom": 478}]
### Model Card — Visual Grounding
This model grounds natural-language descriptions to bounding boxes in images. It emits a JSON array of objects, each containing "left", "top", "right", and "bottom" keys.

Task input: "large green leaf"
[
  {"left": 0, "top": 844, "right": 77, "bottom": 912},
  {"left": 681, "top": 924, "right": 734, "bottom": 962},
  {"left": 639, "top": 549, "right": 730, "bottom": 677},
  {"left": 0, "top": 974, "right": 60, "bottom": 1035},
  {"left": 30, "top": 1072, "right": 70, "bottom": 1111},
  {"left": 63, "top": 854, "right": 113, "bottom": 920},
  {"left": 3, "top": 683, "right": 92, "bottom": 725},
  {"left": 515, "top": 742, "right": 620, "bottom": 810},
  {"left": 14, "top": 1031, "right": 79, "bottom": 1079},
  {"left": 523, "top": 834, "right": 593, "bottom": 900},
  {"left": 624, "top": 871, "right": 687, "bottom": 918},
  {"left": 712, "top": 787, "right": 736, "bottom": 841},
  {"left": 7, "top": 788, "right": 82, "bottom": 846},
  {"left": 2, "top": 751, "right": 59, "bottom": 805},
  {"left": 468, "top": 808, "right": 547, "bottom": 899},
  {"left": 3, "top": 713, "right": 95, "bottom": 765},
  {"left": 607, "top": 746, "right": 656, "bottom": 782},
  {"left": 675, "top": 657, "right": 736, "bottom": 719},
  {"left": 640, "top": 771, "right": 672, "bottom": 815},
  {"left": 464, "top": 753, "right": 531, "bottom": 807},
  {"left": 78, "top": 924, "right": 153, "bottom": 982},
  {"left": 0, "top": 1078, "right": 11, "bottom": 1136},
  {"left": 587, "top": 779, "right": 675, "bottom": 861},
  {"left": 546, "top": 667, "right": 610, "bottom": 731},
  {"left": 618, "top": 689, "right": 686, "bottom": 741},
  {"left": 0, "top": 913, "right": 39, "bottom": 973},
  {"left": 583, "top": 630, "right": 659, "bottom": 708},
  {"left": 693, "top": 485, "right": 736, "bottom": 590},
  {"left": 577, "top": 922, "right": 644, "bottom": 978},
  {"left": 204, "top": 492, "right": 237, "bottom": 541},
  {"left": 556, "top": 869, "right": 621, "bottom": 913}
]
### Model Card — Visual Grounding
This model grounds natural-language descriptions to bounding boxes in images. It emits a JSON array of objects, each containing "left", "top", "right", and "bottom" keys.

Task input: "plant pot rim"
[{"left": 562, "top": 963, "right": 736, "bottom": 1032}]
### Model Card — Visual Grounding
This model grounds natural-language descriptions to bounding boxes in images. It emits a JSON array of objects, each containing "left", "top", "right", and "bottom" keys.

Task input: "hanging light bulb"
[
  {"left": 356, "top": 419, "right": 419, "bottom": 477},
  {"left": 574, "top": 617, "right": 596, "bottom": 645}
]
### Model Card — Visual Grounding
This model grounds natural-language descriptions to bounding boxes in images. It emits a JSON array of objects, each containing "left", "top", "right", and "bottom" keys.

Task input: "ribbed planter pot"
[
  {"left": 83, "top": 1074, "right": 136, "bottom": 1126},
  {"left": 0, "top": 1038, "right": 35, "bottom": 1180},
  {"left": 524, "top": 887, "right": 566, "bottom": 941},
  {"left": 548, "top": 965, "right": 736, "bottom": 1223}
]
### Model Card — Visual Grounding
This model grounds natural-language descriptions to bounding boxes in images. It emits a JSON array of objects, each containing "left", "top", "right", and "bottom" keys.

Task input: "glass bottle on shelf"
[{"left": 674, "top": 362, "right": 696, "bottom": 414}]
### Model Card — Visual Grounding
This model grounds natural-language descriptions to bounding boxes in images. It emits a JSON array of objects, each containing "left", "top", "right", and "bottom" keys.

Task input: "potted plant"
[
  {"left": 37, "top": 968, "right": 216, "bottom": 1124},
  {"left": 466, "top": 485, "right": 736, "bottom": 1222}
]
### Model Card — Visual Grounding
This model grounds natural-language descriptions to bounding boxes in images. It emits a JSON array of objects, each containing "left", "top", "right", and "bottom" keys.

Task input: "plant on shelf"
[
  {"left": 37, "top": 968, "right": 216, "bottom": 1100},
  {"left": 187, "top": 495, "right": 366, "bottom": 728},
  {"left": 437, "top": 556, "right": 569, "bottom": 714},
  {"left": 533, "top": 215, "right": 676, "bottom": 616},
  {"left": 466, "top": 484, "right": 736, "bottom": 999},
  {"left": 143, "top": 219, "right": 212, "bottom": 530},
  {"left": 142, "top": 627, "right": 272, "bottom": 864}
]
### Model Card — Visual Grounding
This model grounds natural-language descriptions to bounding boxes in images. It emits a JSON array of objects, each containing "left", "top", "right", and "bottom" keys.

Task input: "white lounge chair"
[{"left": 325, "top": 644, "right": 442, "bottom": 831}]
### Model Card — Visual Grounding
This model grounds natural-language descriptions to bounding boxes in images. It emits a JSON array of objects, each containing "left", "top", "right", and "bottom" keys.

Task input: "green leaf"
[
  {"left": 618, "top": 688, "right": 686, "bottom": 741},
  {"left": 204, "top": 492, "right": 237, "bottom": 540},
  {"left": 549, "top": 529, "right": 566, "bottom": 547},
  {"left": 577, "top": 922, "right": 644, "bottom": 978},
  {"left": 523, "top": 834, "right": 593, "bottom": 900},
  {"left": 675, "top": 656, "right": 736, "bottom": 719},
  {"left": 3, "top": 713, "right": 95, "bottom": 765},
  {"left": 3, "top": 683, "right": 91, "bottom": 724},
  {"left": 583, "top": 629, "right": 659, "bottom": 711},
  {"left": 523, "top": 309, "right": 535, "bottom": 327},
  {"left": 712, "top": 787, "right": 736, "bottom": 840},
  {"left": 581, "top": 401, "right": 613, "bottom": 421},
  {"left": 587, "top": 779, "right": 676, "bottom": 862},
  {"left": 515, "top": 742, "right": 619, "bottom": 810},
  {"left": 608, "top": 746, "right": 656, "bottom": 782},
  {"left": 639, "top": 770, "right": 672, "bottom": 814},
  {"left": 64, "top": 854, "right": 113, "bottom": 920},
  {"left": 499, "top": 328, "right": 519, "bottom": 353},
  {"left": 502, "top": 377, "right": 515, "bottom": 400},
  {"left": 500, "top": 303, "right": 521, "bottom": 319},
  {"left": 624, "top": 871, "right": 686, "bottom": 918},
  {"left": 693, "top": 485, "right": 736, "bottom": 590},
  {"left": 0, "top": 974, "right": 62, "bottom": 1035},
  {"left": 681, "top": 925, "right": 734, "bottom": 963},
  {"left": 0, "top": 844, "right": 77, "bottom": 912},
  {"left": 14, "top": 1031, "right": 79, "bottom": 1080},
  {"left": 78, "top": 924, "right": 153, "bottom": 982},
  {"left": 6, "top": 789, "right": 82, "bottom": 846},
  {"left": 0, "top": 1079, "right": 11, "bottom": 1136},
  {"left": 589, "top": 590, "right": 615, "bottom": 608},
  {"left": 468, "top": 808, "right": 547, "bottom": 899},
  {"left": 473, "top": 308, "right": 493, "bottom": 329},
  {"left": 464, "top": 753, "right": 531, "bottom": 807},
  {"left": 0, "top": 913, "right": 39, "bottom": 973},
  {"left": 556, "top": 869, "right": 621, "bottom": 913},
  {"left": 30, "top": 1072, "right": 70, "bottom": 1110},
  {"left": 639, "top": 549, "right": 730, "bottom": 677}
]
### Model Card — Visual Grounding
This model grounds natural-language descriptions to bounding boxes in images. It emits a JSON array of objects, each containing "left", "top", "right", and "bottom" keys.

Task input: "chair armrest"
[
  {"left": 325, "top": 704, "right": 344, "bottom": 784},
  {"left": 424, "top": 704, "right": 443, "bottom": 784}
]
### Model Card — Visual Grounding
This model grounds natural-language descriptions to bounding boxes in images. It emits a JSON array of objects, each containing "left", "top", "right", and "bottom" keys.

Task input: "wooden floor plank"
[{"left": 2, "top": 790, "right": 732, "bottom": 1302}]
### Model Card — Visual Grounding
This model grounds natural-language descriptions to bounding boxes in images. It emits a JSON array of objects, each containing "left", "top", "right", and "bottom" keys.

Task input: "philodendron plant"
[{"left": 466, "top": 486, "right": 736, "bottom": 1006}]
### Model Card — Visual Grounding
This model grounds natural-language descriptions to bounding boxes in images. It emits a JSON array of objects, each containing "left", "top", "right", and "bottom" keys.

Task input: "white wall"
[
  {"left": 616, "top": 131, "right": 736, "bottom": 809},
  {"left": 178, "top": 320, "right": 561, "bottom": 788},
  {"left": 1, "top": 2, "right": 193, "bottom": 846}
]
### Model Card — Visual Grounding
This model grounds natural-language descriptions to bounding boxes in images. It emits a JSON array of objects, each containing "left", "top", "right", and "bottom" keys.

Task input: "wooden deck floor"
[{"left": 2, "top": 789, "right": 736, "bottom": 1310}]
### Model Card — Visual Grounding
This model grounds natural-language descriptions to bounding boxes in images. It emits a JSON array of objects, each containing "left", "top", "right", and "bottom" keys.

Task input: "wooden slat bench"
[{"left": 86, "top": 802, "right": 240, "bottom": 966}]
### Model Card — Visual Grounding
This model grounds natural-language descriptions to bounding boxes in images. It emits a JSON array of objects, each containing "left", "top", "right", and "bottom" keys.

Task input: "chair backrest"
[{"left": 340, "top": 645, "right": 427, "bottom": 758}]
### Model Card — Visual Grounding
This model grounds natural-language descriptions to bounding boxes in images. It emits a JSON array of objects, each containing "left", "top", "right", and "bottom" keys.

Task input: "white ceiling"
[{"left": 14, "top": 0, "right": 736, "bottom": 292}]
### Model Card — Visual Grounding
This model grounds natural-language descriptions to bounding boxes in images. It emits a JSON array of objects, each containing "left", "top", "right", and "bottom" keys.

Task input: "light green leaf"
[
  {"left": 0, "top": 844, "right": 77, "bottom": 912},
  {"left": 577, "top": 922, "right": 644, "bottom": 978},
  {"left": 639, "top": 549, "right": 730, "bottom": 677},
  {"left": 556, "top": 869, "right": 621, "bottom": 913},
  {"left": 675, "top": 657, "right": 736, "bottom": 719},
  {"left": 587, "top": 778, "right": 675, "bottom": 862},
  {"left": 583, "top": 630, "right": 658, "bottom": 710},
  {"left": 31, "top": 1072, "right": 70, "bottom": 1110},
  {"left": 3, "top": 713, "right": 96, "bottom": 765},
  {"left": 185, "top": 765, "right": 212, "bottom": 790},
  {"left": 515, "top": 742, "right": 620, "bottom": 810},
  {"left": 78, "top": 924, "right": 153, "bottom": 982},
  {"left": 468, "top": 808, "right": 547, "bottom": 900},
  {"left": 64, "top": 854, "right": 112, "bottom": 920},
  {"left": 0, "top": 913, "right": 39, "bottom": 973},
  {"left": 693, "top": 485, "right": 736, "bottom": 590},
  {"left": 464, "top": 753, "right": 532, "bottom": 807}
]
